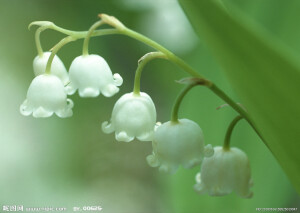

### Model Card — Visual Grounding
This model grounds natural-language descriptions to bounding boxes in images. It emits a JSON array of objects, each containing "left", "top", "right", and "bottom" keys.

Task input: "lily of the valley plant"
[{"left": 20, "top": 14, "right": 255, "bottom": 198}]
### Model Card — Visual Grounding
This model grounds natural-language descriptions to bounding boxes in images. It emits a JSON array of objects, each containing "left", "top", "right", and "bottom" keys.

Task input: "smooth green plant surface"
[
  {"left": 0, "top": 1, "right": 299, "bottom": 213},
  {"left": 179, "top": 0, "right": 300, "bottom": 194}
]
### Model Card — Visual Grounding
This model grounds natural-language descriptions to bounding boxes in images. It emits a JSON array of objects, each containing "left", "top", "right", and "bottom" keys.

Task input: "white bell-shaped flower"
[
  {"left": 102, "top": 92, "right": 156, "bottom": 142},
  {"left": 66, "top": 54, "right": 123, "bottom": 98},
  {"left": 194, "top": 146, "right": 253, "bottom": 198},
  {"left": 20, "top": 74, "right": 73, "bottom": 118},
  {"left": 33, "top": 52, "right": 69, "bottom": 85},
  {"left": 147, "top": 119, "right": 214, "bottom": 174}
]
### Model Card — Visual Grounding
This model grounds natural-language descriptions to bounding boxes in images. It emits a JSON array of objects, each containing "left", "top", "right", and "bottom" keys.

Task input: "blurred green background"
[{"left": 0, "top": 0, "right": 299, "bottom": 212}]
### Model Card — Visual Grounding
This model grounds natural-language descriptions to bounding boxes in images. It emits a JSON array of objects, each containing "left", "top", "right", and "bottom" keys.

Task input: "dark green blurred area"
[{"left": 0, "top": 0, "right": 299, "bottom": 213}]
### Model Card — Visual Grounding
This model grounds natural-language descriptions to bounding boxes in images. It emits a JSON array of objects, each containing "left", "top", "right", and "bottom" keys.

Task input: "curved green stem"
[
  {"left": 36, "top": 20, "right": 264, "bottom": 142},
  {"left": 171, "top": 84, "right": 196, "bottom": 123},
  {"left": 46, "top": 24, "right": 121, "bottom": 38},
  {"left": 45, "top": 36, "right": 76, "bottom": 74},
  {"left": 171, "top": 78, "right": 211, "bottom": 123},
  {"left": 82, "top": 20, "right": 104, "bottom": 56},
  {"left": 35, "top": 26, "right": 47, "bottom": 57},
  {"left": 223, "top": 115, "right": 243, "bottom": 150},
  {"left": 133, "top": 52, "right": 167, "bottom": 95}
]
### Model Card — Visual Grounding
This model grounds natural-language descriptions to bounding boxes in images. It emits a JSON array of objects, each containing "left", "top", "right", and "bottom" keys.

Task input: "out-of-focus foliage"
[
  {"left": 0, "top": 0, "right": 299, "bottom": 213},
  {"left": 179, "top": 0, "right": 300, "bottom": 194}
]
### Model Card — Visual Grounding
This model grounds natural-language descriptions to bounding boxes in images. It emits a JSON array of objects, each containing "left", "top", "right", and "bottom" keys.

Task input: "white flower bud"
[
  {"left": 102, "top": 92, "right": 156, "bottom": 142},
  {"left": 20, "top": 74, "right": 73, "bottom": 118},
  {"left": 33, "top": 52, "right": 69, "bottom": 85},
  {"left": 147, "top": 119, "right": 213, "bottom": 174},
  {"left": 66, "top": 54, "right": 123, "bottom": 98},
  {"left": 194, "top": 146, "right": 253, "bottom": 198}
]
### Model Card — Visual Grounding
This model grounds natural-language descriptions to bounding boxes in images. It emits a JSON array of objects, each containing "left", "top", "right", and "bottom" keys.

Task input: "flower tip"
[
  {"left": 194, "top": 183, "right": 206, "bottom": 194},
  {"left": 57, "top": 110, "right": 73, "bottom": 118},
  {"left": 20, "top": 100, "right": 32, "bottom": 116},
  {"left": 195, "top": 172, "right": 201, "bottom": 183},
  {"left": 158, "top": 164, "right": 178, "bottom": 174},
  {"left": 101, "top": 121, "right": 114, "bottom": 134},
  {"left": 204, "top": 144, "right": 214, "bottom": 158},
  {"left": 113, "top": 73, "right": 123, "bottom": 86},
  {"left": 98, "top": 13, "right": 107, "bottom": 19},
  {"left": 154, "top": 122, "right": 162, "bottom": 130},
  {"left": 28, "top": 21, "right": 53, "bottom": 30},
  {"left": 56, "top": 98, "right": 74, "bottom": 118},
  {"left": 146, "top": 154, "right": 160, "bottom": 167},
  {"left": 98, "top": 14, "right": 125, "bottom": 30},
  {"left": 28, "top": 21, "right": 39, "bottom": 30},
  {"left": 65, "top": 84, "right": 76, "bottom": 95}
]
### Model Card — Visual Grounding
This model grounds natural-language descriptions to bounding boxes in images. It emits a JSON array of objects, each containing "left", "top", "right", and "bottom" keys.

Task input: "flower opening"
[
  {"left": 66, "top": 54, "right": 123, "bottom": 98},
  {"left": 147, "top": 119, "right": 213, "bottom": 174},
  {"left": 102, "top": 92, "right": 156, "bottom": 142},
  {"left": 20, "top": 74, "right": 73, "bottom": 118},
  {"left": 194, "top": 146, "right": 253, "bottom": 198}
]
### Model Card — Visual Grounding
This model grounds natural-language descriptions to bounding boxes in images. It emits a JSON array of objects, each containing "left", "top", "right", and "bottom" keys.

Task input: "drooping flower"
[
  {"left": 33, "top": 52, "right": 69, "bottom": 85},
  {"left": 20, "top": 74, "right": 73, "bottom": 118},
  {"left": 66, "top": 54, "right": 123, "bottom": 98},
  {"left": 146, "top": 119, "right": 214, "bottom": 174},
  {"left": 194, "top": 146, "right": 253, "bottom": 198},
  {"left": 102, "top": 92, "right": 156, "bottom": 142}
]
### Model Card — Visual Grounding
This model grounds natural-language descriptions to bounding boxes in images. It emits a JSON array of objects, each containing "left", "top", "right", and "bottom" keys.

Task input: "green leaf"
[{"left": 178, "top": 0, "right": 300, "bottom": 193}]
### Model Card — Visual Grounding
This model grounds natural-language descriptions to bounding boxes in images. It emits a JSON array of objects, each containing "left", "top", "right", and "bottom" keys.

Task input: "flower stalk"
[
  {"left": 34, "top": 27, "right": 45, "bottom": 57},
  {"left": 223, "top": 115, "right": 243, "bottom": 150},
  {"left": 133, "top": 52, "right": 167, "bottom": 95},
  {"left": 82, "top": 20, "right": 104, "bottom": 56},
  {"left": 30, "top": 14, "right": 263, "bottom": 143},
  {"left": 45, "top": 36, "right": 76, "bottom": 75},
  {"left": 171, "top": 78, "right": 211, "bottom": 123}
]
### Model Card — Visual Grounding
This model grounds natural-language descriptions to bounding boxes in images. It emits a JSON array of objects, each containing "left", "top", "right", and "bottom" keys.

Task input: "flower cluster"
[
  {"left": 20, "top": 15, "right": 254, "bottom": 200},
  {"left": 20, "top": 52, "right": 123, "bottom": 118}
]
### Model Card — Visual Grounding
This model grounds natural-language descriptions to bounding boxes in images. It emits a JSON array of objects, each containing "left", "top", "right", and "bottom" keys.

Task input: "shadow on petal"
[
  {"left": 115, "top": 131, "right": 134, "bottom": 142},
  {"left": 79, "top": 87, "right": 100, "bottom": 98},
  {"left": 33, "top": 107, "right": 53, "bottom": 118},
  {"left": 102, "top": 84, "right": 119, "bottom": 97},
  {"left": 183, "top": 158, "right": 202, "bottom": 169},
  {"left": 65, "top": 82, "right": 77, "bottom": 95},
  {"left": 56, "top": 99, "right": 74, "bottom": 118},
  {"left": 137, "top": 131, "right": 153, "bottom": 141}
]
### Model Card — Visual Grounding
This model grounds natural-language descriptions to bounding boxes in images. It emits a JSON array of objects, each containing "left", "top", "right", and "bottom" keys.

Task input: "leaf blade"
[{"left": 179, "top": 0, "right": 300, "bottom": 193}]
